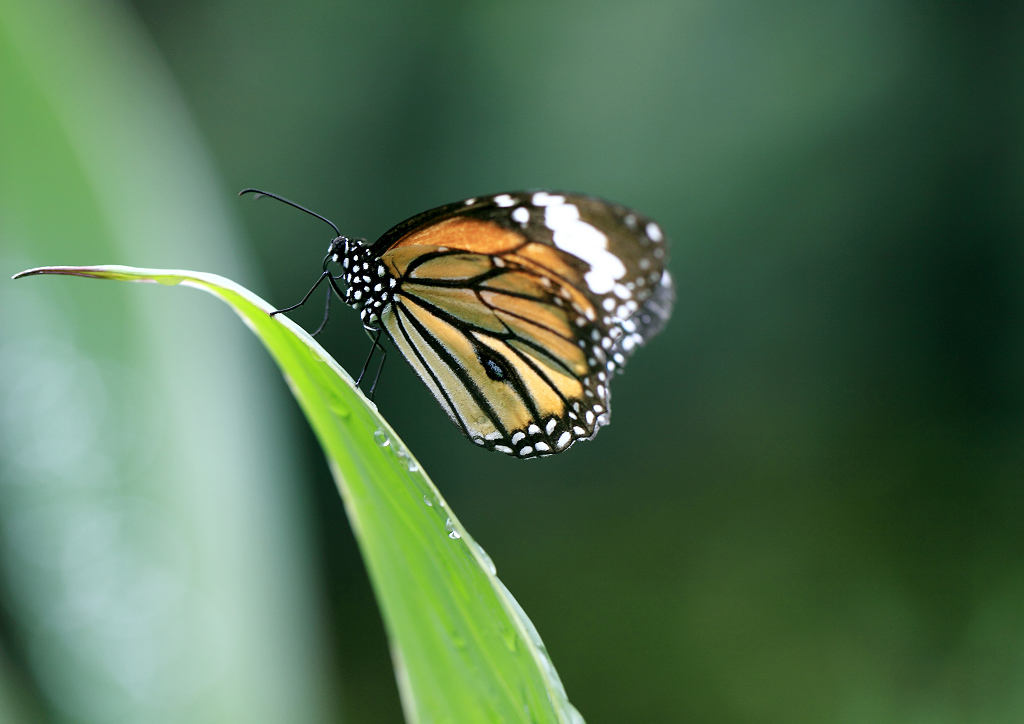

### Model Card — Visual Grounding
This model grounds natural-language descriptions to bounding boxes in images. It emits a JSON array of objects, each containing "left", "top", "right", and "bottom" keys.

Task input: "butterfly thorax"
[{"left": 328, "top": 237, "right": 397, "bottom": 328}]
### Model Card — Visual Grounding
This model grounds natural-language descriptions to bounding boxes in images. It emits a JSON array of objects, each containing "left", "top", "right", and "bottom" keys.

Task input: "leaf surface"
[{"left": 15, "top": 265, "right": 584, "bottom": 724}]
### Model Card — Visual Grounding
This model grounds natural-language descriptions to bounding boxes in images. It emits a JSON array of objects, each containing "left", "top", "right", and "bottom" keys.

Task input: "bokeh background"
[{"left": 1, "top": 1, "right": 1022, "bottom": 722}]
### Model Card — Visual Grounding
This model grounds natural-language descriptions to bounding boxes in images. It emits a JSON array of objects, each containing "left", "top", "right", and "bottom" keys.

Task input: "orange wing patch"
[
  {"left": 401, "top": 284, "right": 507, "bottom": 333},
  {"left": 381, "top": 307, "right": 458, "bottom": 424},
  {"left": 507, "top": 340, "right": 584, "bottom": 400},
  {"left": 392, "top": 218, "right": 524, "bottom": 255},
  {"left": 473, "top": 334, "right": 566, "bottom": 419},
  {"left": 502, "top": 244, "right": 597, "bottom": 324},
  {"left": 401, "top": 296, "right": 533, "bottom": 433},
  {"left": 409, "top": 253, "right": 493, "bottom": 281},
  {"left": 381, "top": 219, "right": 524, "bottom": 278},
  {"left": 480, "top": 289, "right": 578, "bottom": 341},
  {"left": 384, "top": 246, "right": 435, "bottom": 277},
  {"left": 507, "top": 243, "right": 584, "bottom": 287},
  {"left": 491, "top": 311, "right": 588, "bottom": 376},
  {"left": 480, "top": 270, "right": 550, "bottom": 299}
]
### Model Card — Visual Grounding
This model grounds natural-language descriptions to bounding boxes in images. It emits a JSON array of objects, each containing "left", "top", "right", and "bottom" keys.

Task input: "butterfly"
[{"left": 243, "top": 189, "right": 674, "bottom": 458}]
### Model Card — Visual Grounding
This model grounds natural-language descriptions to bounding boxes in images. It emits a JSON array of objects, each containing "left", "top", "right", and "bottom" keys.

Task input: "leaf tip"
[
  {"left": 12, "top": 267, "right": 50, "bottom": 280},
  {"left": 11, "top": 266, "right": 105, "bottom": 281}
]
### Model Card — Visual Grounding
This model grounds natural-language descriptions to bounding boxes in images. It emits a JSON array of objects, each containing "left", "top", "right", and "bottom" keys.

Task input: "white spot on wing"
[
  {"left": 531, "top": 191, "right": 565, "bottom": 206},
  {"left": 494, "top": 194, "right": 515, "bottom": 207},
  {"left": 511, "top": 206, "right": 530, "bottom": 224},
  {"left": 646, "top": 222, "right": 663, "bottom": 242},
  {"left": 543, "top": 199, "right": 626, "bottom": 295}
]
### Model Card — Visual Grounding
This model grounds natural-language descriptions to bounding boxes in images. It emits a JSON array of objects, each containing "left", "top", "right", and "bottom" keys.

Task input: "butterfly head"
[{"left": 325, "top": 235, "right": 356, "bottom": 265}]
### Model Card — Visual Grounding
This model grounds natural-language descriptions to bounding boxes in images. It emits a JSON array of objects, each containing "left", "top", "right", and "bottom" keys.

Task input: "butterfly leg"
[
  {"left": 271, "top": 269, "right": 330, "bottom": 316},
  {"left": 355, "top": 326, "right": 383, "bottom": 387},
  {"left": 310, "top": 285, "right": 333, "bottom": 337},
  {"left": 367, "top": 344, "right": 387, "bottom": 401}
]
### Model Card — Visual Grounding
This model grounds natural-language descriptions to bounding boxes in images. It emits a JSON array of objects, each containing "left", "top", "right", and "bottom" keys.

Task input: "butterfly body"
[{"left": 322, "top": 190, "right": 673, "bottom": 458}]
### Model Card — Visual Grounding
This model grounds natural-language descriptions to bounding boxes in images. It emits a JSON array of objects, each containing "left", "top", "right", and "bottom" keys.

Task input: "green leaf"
[{"left": 15, "top": 265, "right": 584, "bottom": 724}]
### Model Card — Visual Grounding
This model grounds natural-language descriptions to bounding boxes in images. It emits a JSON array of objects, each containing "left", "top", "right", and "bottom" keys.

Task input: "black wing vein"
[
  {"left": 397, "top": 299, "right": 542, "bottom": 437},
  {"left": 393, "top": 306, "right": 474, "bottom": 439}
]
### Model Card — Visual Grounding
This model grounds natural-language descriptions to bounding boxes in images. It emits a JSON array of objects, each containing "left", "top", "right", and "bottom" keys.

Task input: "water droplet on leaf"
[
  {"left": 472, "top": 540, "right": 497, "bottom": 575},
  {"left": 395, "top": 447, "right": 418, "bottom": 472}
]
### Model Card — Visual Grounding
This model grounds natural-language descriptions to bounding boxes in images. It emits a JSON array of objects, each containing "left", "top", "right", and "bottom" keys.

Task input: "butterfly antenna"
[{"left": 239, "top": 188, "right": 342, "bottom": 236}]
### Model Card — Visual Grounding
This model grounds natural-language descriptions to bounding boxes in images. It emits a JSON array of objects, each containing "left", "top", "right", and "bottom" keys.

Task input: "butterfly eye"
[{"left": 477, "top": 349, "right": 509, "bottom": 382}]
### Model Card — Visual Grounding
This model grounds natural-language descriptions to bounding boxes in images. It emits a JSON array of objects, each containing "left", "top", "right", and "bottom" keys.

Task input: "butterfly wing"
[{"left": 372, "top": 191, "right": 674, "bottom": 458}]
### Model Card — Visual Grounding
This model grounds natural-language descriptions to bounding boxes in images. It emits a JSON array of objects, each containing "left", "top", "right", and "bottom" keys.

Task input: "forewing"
[{"left": 374, "top": 191, "right": 673, "bottom": 457}]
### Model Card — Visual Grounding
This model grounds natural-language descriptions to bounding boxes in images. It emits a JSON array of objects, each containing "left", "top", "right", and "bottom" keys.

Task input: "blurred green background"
[{"left": 1, "top": 1, "right": 1022, "bottom": 722}]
